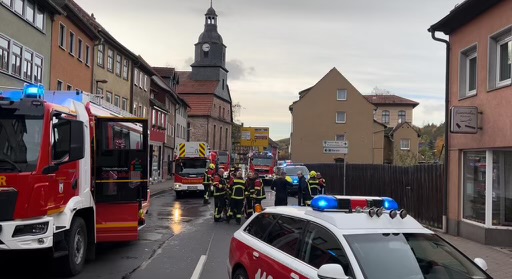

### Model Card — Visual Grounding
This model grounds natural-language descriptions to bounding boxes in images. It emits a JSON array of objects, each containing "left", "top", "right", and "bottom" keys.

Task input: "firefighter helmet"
[
  {"left": 209, "top": 163, "right": 215, "bottom": 169},
  {"left": 310, "top": 171, "right": 317, "bottom": 178},
  {"left": 285, "top": 176, "right": 293, "bottom": 183}
]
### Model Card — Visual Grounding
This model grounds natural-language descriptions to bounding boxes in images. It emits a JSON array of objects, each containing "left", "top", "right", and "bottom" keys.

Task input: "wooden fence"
[{"left": 305, "top": 163, "right": 444, "bottom": 229}]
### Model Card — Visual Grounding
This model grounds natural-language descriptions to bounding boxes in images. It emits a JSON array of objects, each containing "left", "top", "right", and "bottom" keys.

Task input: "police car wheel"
[{"left": 233, "top": 267, "right": 249, "bottom": 279}]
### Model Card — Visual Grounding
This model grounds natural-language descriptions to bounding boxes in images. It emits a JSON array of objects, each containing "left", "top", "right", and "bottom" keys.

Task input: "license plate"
[{"left": 188, "top": 186, "right": 197, "bottom": 190}]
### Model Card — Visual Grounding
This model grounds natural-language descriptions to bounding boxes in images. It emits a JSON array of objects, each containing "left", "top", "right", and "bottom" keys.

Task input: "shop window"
[
  {"left": 463, "top": 151, "right": 486, "bottom": 224},
  {"left": 492, "top": 151, "right": 512, "bottom": 226}
]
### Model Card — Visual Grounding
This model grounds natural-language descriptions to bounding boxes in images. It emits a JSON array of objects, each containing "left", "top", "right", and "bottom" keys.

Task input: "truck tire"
[{"left": 60, "top": 217, "right": 87, "bottom": 277}]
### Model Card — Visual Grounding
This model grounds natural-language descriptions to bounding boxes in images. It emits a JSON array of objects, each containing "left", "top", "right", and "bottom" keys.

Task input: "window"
[
  {"left": 2, "top": 0, "right": 11, "bottom": 7},
  {"left": 152, "top": 109, "right": 156, "bottom": 125},
  {"left": 133, "top": 103, "right": 137, "bottom": 116},
  {"left": 66, "top": 84, "right": 72, "bottom": 90},
  {"left": 134, "top": 69, "right": 139, "bottom": 85},
  {"left": 51, "top": 117, "right": 71, "bottom": 162},
  {"left": 398, "top": 110, "right": 406, "bottom": 123},
  {"left": 77, "top": 38, "right": 83, "bottom": 61},
  {"left": 11, "top": 43, "right": 21, "bottom": 76},
  {"left": 85, "top": 44, "right": 90, "bottom": 66},
  {"left": 219, "top": 126, "right": 222, "bottom": 150},
  {"left": 144, "top": 75, "right": 148, "bottom": 91},
  {"left": 106, "top": 91, "right": 112, "bottom": 104},
  {"left": 59, "top": 23, "right": 66, "bottom": 49},
  {"left": 140, "top": 73, "right": 143, "bottom": 88},
  {"left": 213, "top": 124, "right": 216, "bottom": 148},
  {"left": 337, "top": 89, "right": 347, "bottom": 100},
  {"left": 96, "top": 87, "right": 103, "bottom": 96},
  {"left": 122, "top": 98, "right": 128, "bottom": 111},
  {"left": 301, "top": 223, "right": 353, "bottom": 276},
  {"left": 13, "top": 0, "right": 23, "bottom": 15},
  {"left": 25, "top": 0, "right": 34, "bottom": 23},
  {"left": 382, "top": 110, "right": 390, "bottom": 124},
  {"left": 400, "top": 139, "right": 410, "bottom": 150},
  {"left": 122, "top": 59, "right": 129, "bottom": 80},
  {"left": 69, "top": 31, "right": 75, "bottom": 56},
  {"left": 139, "top": 105, "right": 142, "bottom": 117},
  {"left": 265, "top": 215, "right": 306, "bottom": 257},
  {"left": 244, "top": 213, "right": 277, "bottom": 240},
  {"left": 335, "top": 134, "right": 345, "bottom": 141},
  {"left": 35, "top": 5, "right": 43, "bottom": 29},
  {"left": 491, "top": 151, "right": 512, "bottom": 226},
  {"left": 222, "top": 78, "right": 225, "bottom": 90},
  {"left": 143, "top": 107, "right": 147, "bottom": 118},
  {"left": 97, "top": 44, "right": 104, "bottom": 67},
  {"left": 114, "top": 95, "right": 120, "bottom": 107},
  {"left": 107, "top": 49, "right": 113, "bottom": 72},
  {"left": 57, "top": 80, "right": 63, "bottom": 90},
  {"left": 459, "top": 45, "right": 477, "bottom": 98},
  {"left": 497, "top": 37, "right": 511, "bottom": 86},
  {"left": 489, "top": 29, "right": 512, "bottom": 90},
  {"left": 23, "top": 50, "right": 34, "bottom": 81},
  {"left": 115, "top": 54, "right": 122, "bottom": 76},
  {"left": 463, "top": 151, "right": 486, "bottom": 224},
  {"left": 218, "top": 106, "right": 221, "bottom": 117},
  {"left": 225, "top": 128, "right": 228, "bottom": 150},
  {"left": 34, "top": 55, "right": 42, "bottom": 83},
  {"left": 336, "top": 112, "right": 346, "bottom": 123},
  {"left": 0, "top": 36, "right": 9, "bottom": 72}
]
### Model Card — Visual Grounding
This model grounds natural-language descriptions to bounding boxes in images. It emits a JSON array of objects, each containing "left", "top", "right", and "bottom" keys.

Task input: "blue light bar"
[
  {"left": 0, "top": 90, "right": 23, "bottom": 102},
  {"left": 311, "top": 195, "right": 338, "bottom": 211},
  {"left": 382, "top": 197, "right": 399, "bottom": 211},
  {"left": 23, "top": 84, "right": 44, "bottom": 99}
]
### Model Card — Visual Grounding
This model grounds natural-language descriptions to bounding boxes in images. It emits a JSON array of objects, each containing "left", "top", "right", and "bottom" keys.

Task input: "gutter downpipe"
[{"left": 430, "top": 30, "right": 450, "bottom": 234}]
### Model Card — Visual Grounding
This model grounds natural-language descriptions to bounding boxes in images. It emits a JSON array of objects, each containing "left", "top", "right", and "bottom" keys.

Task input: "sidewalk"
[{"left": 150, "top": 182, "right": 512, "bottom": 278}]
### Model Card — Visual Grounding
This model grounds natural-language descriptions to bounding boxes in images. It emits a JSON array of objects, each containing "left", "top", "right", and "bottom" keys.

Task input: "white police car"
[{"left": 228, "top": 195, "right": 491, "bottom": 279}]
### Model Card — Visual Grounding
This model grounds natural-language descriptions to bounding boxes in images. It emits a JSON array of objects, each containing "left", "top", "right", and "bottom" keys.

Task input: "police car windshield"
[
  {"left": 345, "top": 233, "right": 490, "bottom": 279},
  {"left": 284, "top": 166, "right": 308, "bottom": 176}
]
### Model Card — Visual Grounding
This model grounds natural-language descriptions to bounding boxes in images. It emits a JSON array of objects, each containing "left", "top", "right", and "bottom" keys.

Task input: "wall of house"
[
  {"left": 50, "top": 15, "right": 94, "bottom": 92},
  {"left": 0, "top": 4, "right": 53, "bottom": 88},
  {"left": 372, "top": 122, "right": 386, "bottom": 164},
  {"left": 391, "top": 124, "right": 420, "bottom": 166},
  {"left": 373, "top": 105, "right": 414, "bottom": 127},
  {"left": 211, "top": 97, "right": 232, "bottom": 152},
  {"left": 446, "top": 0, "right": 512, "bottom": 244},
  {"left": 131, "top": 67, "right": 150, "bottom": 117},
  {"left": 290, "top": 68, "right": 376, "bottom": 164},
  {"left": 175, "top": 104, "right": 188, "bottom": 147}
]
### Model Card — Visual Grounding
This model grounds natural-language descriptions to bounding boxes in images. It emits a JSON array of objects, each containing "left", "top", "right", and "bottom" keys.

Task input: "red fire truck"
[
  {"left": 0, "top": 85, "right": 150, "bottom": 276},
  {"left": 174, "top": 142, "right": 211, "bottom": 199},
  {"left": 248, "top": 151, "right": 277, "bottom": 185},
  {"left": 212, "top": 150, "right": 231, "bottom": 173}
]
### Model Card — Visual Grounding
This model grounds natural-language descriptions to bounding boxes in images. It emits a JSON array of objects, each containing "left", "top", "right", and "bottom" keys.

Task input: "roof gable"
[
  {"left": 179, "top": 95, "right": 214, "bottom": 116},
  {"left": 364, "top": 94, "right": 419, "bottom": 108}
]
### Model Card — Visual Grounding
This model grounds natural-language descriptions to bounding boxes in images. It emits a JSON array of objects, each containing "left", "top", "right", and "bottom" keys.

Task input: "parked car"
[
  {"left": 280, "top": 165, "right": 309, "bottom": 195},
  {"left": 228, "top": 195, "right": 491, "bottom": 279}
]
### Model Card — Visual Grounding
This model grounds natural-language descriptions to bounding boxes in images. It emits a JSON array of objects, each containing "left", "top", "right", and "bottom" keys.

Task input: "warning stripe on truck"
[
  {"left": 179, "top": 143, "right": 186, "bottom": 157},
  {"left": 199, "top": 143, "right": 206, "bottom": 157}
]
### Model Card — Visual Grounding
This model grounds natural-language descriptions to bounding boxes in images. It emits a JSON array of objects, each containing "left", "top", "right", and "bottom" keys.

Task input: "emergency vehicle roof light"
[
  {"left": 23, "top": 84, "right": 44, "bottom": 99},
  {"left": 311, "top": 195, "right": 401, "bottom": 213},
  {"left": 311, "top": 196, "right": 338, "bottom": 211},
  {"left": 382, "top": 197, "right": 399, "bottom": 211}
]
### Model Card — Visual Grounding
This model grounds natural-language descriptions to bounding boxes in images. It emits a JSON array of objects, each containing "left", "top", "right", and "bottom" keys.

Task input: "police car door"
[{"left": 257, "top": 214, "right": 309, "bottom": 279}]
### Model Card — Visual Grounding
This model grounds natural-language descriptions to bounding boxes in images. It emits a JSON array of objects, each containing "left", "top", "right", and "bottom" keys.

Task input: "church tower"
[{"left": 190, "top": 3, "right": 228, "bottom": 86}]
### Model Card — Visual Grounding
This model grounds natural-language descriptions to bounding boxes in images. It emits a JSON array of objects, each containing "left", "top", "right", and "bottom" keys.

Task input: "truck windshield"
[
  {"left": 176, "top": 159, "right": 206, "bottom": 175},
  {"left": 0, "top": 116, "right": 43, "bottom": 172},
  {"left": 345, "top": 233, "right": 490, "bottom": 279},
  {"left": 252, "top": 158, "right": 273, "bottom": 166},
  {"left": 218, "top": 154, "right": 229, "bottom": 164}
]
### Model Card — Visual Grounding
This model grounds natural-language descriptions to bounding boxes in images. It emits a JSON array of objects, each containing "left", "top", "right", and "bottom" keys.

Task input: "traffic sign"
[
  {"left": 323, "top": 147, "right": 348, "bottom": 154},
  {"left": 322, "top": 140, "right": 348, "bottom": 148}
]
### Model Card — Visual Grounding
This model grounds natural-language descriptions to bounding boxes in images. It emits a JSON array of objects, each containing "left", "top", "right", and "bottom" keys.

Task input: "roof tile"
[
  {"left": 364, "top": 95, "right": 419, "bottom": 107},
  {"left": 179, "top": 95, "right": 214, "bottom": 116}
]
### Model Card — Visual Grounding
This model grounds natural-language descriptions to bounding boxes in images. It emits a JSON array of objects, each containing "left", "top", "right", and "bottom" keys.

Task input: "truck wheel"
[
  {"left": 60, "top": 217, "right": 87, "bottom": 277},
  {"left": 233, "top": 267, "right": 249, "bottom": 279}
]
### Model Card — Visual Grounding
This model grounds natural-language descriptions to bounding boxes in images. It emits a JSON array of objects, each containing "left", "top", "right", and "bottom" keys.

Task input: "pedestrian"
[
  {"left": 271, "top": 171, "right": 292, "bottom": 206},
  {"left": 297, "top": 171, "right": 310, "bottom": 206},
  {"left": 212, "top": 169, "right": 227, "bottom": 222},
  {"left": 317, "top": 172, "right": 326, "bottom": 194},
  {"left": 252, "top": 172, "right": 266, "bottom": 207},
  {"left": 203, "top": 163, "right": 216, "bottom": 204},
  {"left": 227, "top": 171, "right": 246, "bottom": 224},
  {"left": 244, "top": 171, "right": 256, "bottom": 218},
  {"left": 307, "top": 171, "right": 322, "bottom": 198}
]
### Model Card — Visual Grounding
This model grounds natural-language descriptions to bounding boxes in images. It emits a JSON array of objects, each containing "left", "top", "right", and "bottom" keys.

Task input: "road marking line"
[{"left": 191, "top": 255, "right": 207, "bottom": 279}]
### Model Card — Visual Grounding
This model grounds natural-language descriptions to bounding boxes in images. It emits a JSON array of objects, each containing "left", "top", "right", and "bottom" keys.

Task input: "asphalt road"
[{"left": 1, "top": 187, "right": 280, "bottom": 279}]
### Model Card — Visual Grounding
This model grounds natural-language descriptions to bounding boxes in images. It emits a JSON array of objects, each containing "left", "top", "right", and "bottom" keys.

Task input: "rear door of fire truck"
[{"left": 93, "top": 117, "right": 149, "bottom": 242}]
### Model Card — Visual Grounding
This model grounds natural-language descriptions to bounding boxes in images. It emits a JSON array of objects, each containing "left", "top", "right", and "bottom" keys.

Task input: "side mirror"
[
  {"left": 68, "top": 120, "right": 84, "bottom": 162},
  {"left": 474, "top": 258, "right": 488, "bottom": 271},
  {"left": 318, "top": 264, "right": 350, "bottom": 279}
]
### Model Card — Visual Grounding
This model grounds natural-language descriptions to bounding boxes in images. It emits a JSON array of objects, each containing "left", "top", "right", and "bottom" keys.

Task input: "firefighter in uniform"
[
  {"left": 203, "top": 163, "right": 216, "bottom": 204},
  {"left": 317, "top": 172, "right": 326, "bottom": 194},
  {"left": 244, "top": 172, "right": 255, "bottom": 218},
  {"left": 212, "top": 169, "right": 227, "bottom": 222},
  {"left": 307, "top": 171, "right": 322, "bottom": 198},
  {"left": 227, "top": 171, "right": 246, "bottom": 224},
  {"left": 252, "top": 172, "right": 266, "bottom": 207}
]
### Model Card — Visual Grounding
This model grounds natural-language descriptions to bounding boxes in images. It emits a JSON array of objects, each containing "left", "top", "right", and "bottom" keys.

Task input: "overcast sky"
[{"left": 75, "top": 0, "right": 461, "bottom": 140}]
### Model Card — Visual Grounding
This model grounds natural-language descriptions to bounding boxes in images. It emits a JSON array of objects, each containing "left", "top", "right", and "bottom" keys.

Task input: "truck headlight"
[
  {"left": 12, "top": 222, "right": 49, "bottom": 238},
  {"left": 174, "top": 183, "right": 182, "bottom": 189}
]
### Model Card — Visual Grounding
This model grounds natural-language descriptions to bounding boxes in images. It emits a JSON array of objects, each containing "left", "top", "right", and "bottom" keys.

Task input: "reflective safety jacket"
[
  {"left": 230, "top": 179, "right": 246, "bottom": 199},
  {"left": 212, "top": 174, "right": 227, "bottom": 196},
  {"left": 203, "top": 169, "right": 215, "bottom": 186},
  {"left": 253, "top": 179, "right": 266, "bottom": 199},
  {"left": 308, "top": 178, "right": 321, "bottom": 196}
]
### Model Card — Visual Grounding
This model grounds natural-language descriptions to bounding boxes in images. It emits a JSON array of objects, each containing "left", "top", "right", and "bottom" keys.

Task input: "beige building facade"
[{"left": 430, "top": 0, "right": 512, "bottom": 246}]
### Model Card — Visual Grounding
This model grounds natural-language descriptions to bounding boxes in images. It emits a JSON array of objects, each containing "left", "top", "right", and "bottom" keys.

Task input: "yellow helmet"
[
  {"left": 209, "top": 163, "right": 215, "bottom": 169},
  {"left": 309, "top": 171, "right": 317, "bottom": 178},
  {"left": 285, "top": 176, "right": 293, "bottom": 183}
]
